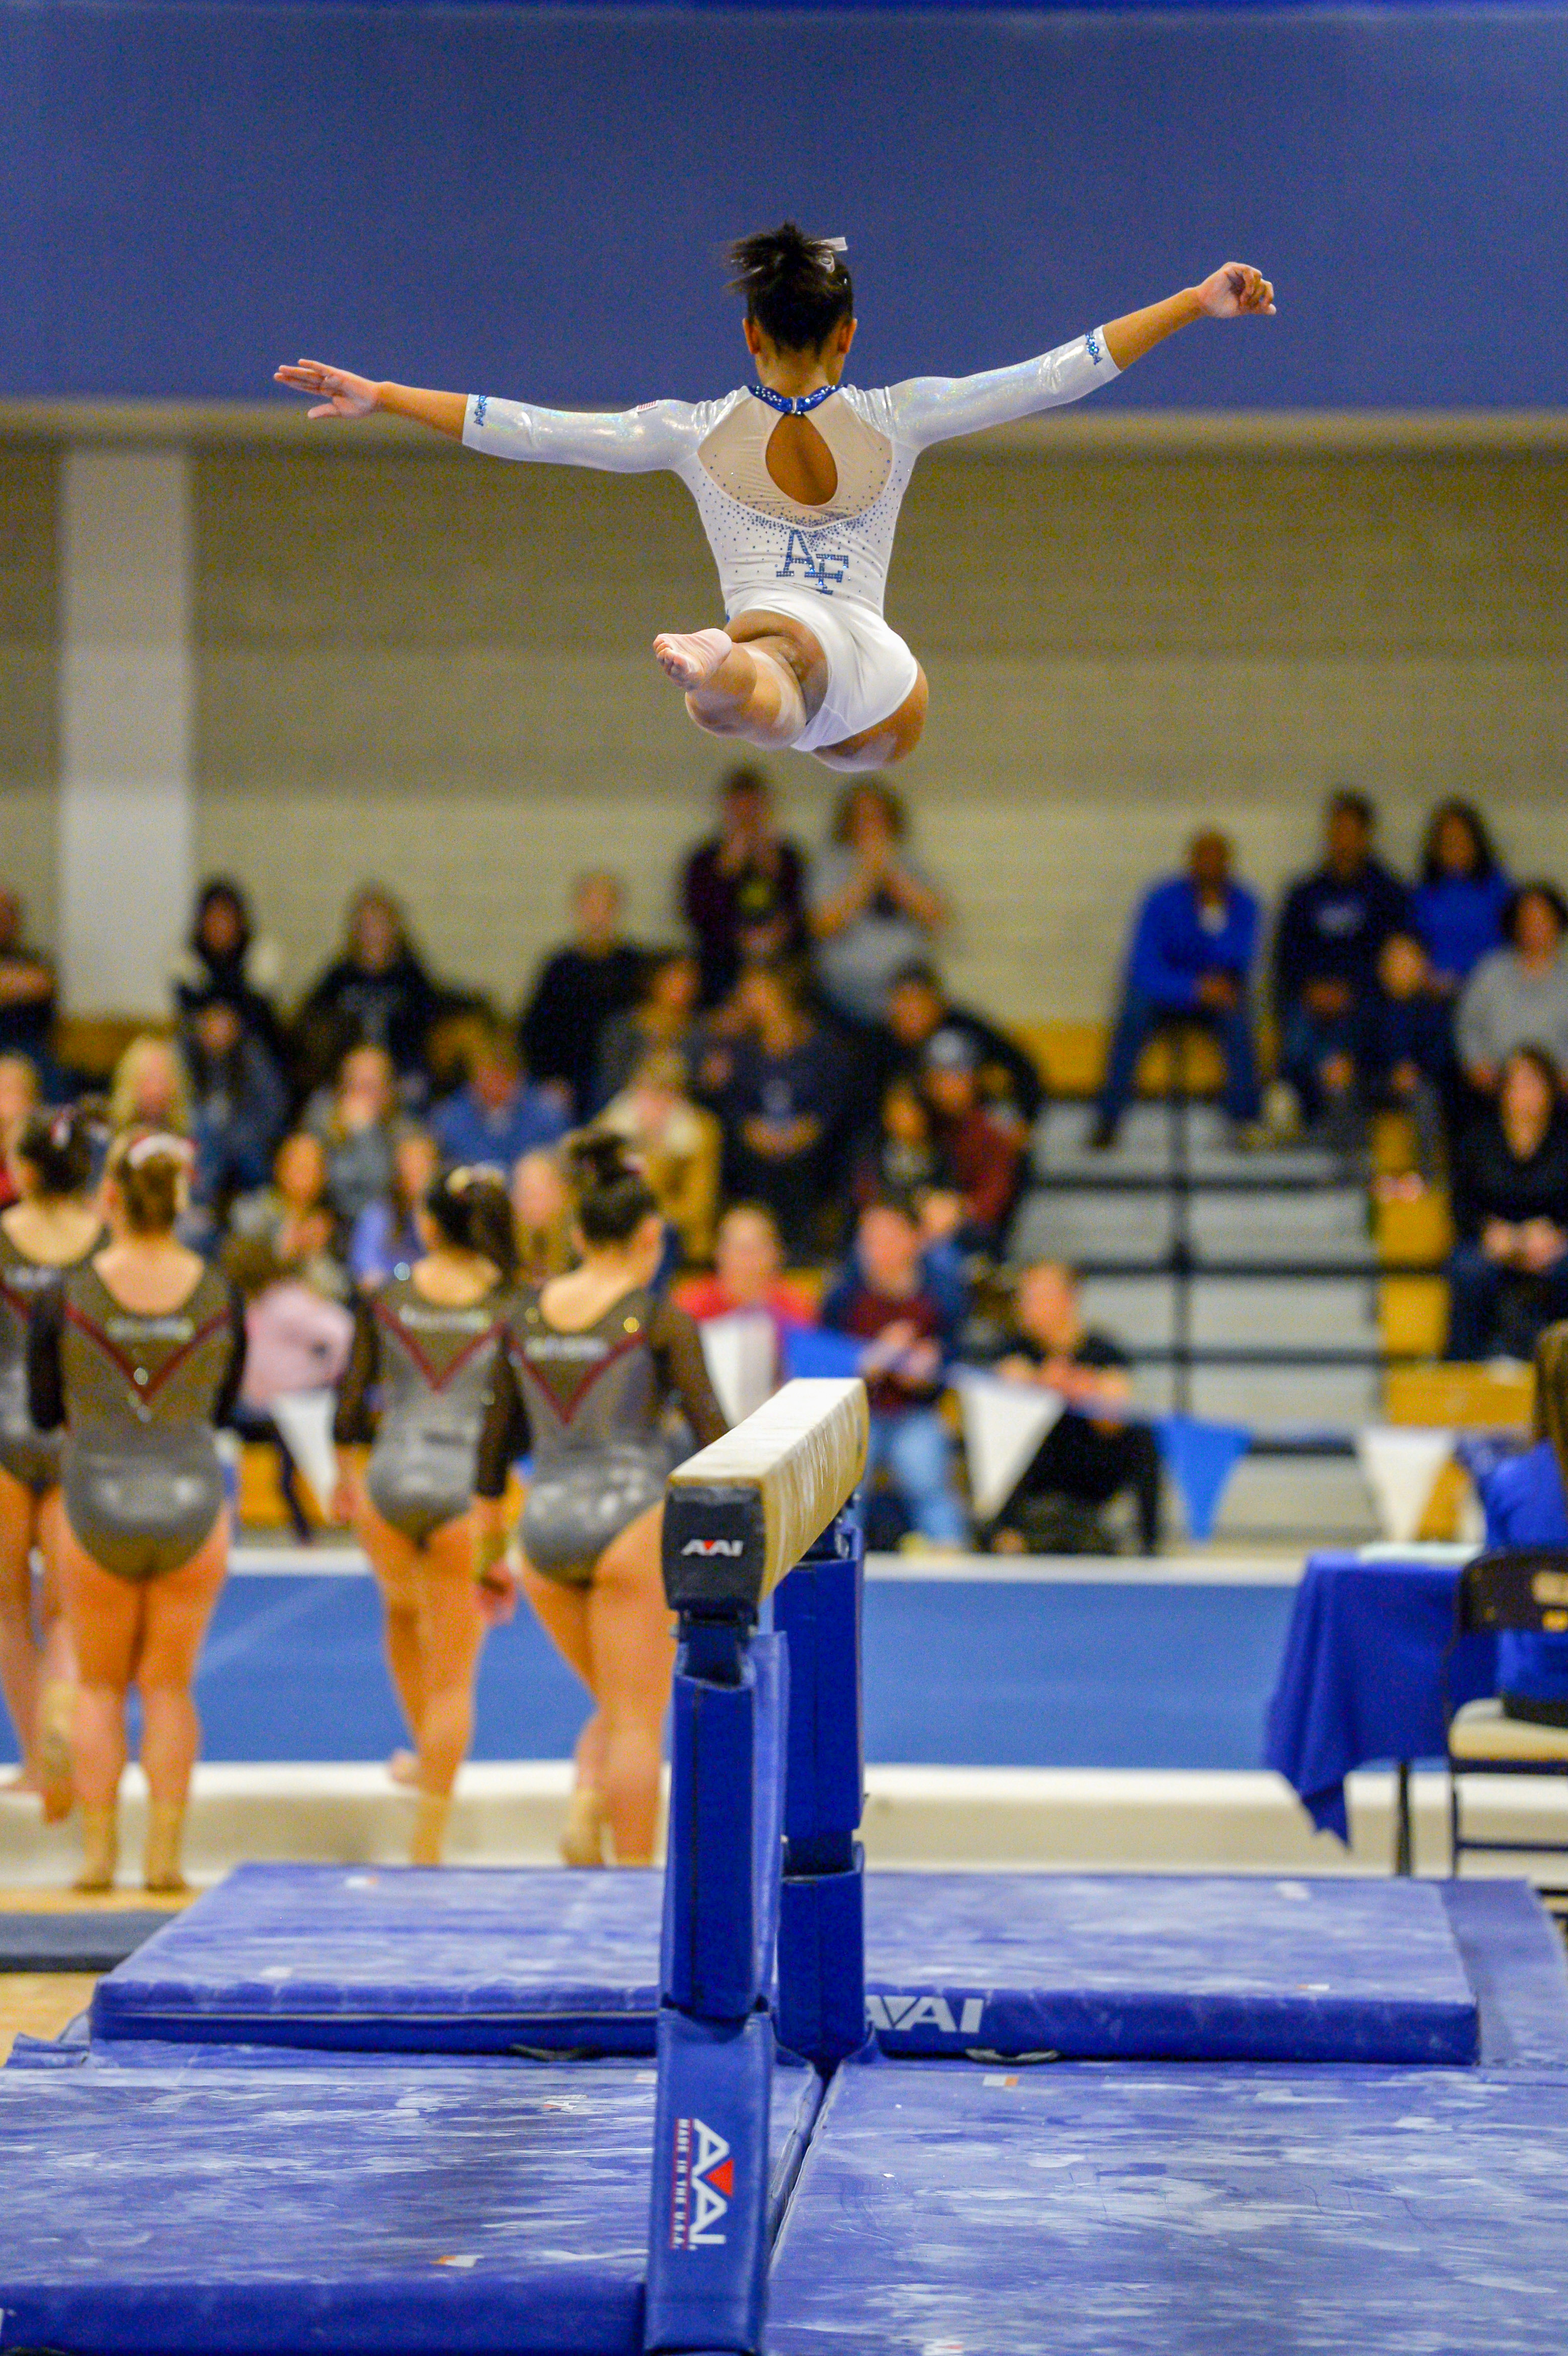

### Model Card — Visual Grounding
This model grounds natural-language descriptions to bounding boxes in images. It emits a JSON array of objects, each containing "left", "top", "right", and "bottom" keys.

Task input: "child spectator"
[
  {"left": 983, "top": 1259, "right": 1161, "bottom": 1555},
  {"left": 1092, "top": 830, "right": 1261, "bottom": 1148},
  {"left": 821, "top": 1195, "right": 968, "bottom": 1550},
  {"left": 519, "top": 871, "right": 645, "bottom": 1119},
  {"left": 681, "top": 765, "right": 806, "bottom": 1007},
  {"left": 1368, "top": 933, "right": 1451, "bottom": 1181},
  {"left": 1273, "top": 790, "right": 1409, "bottom": 1150}
]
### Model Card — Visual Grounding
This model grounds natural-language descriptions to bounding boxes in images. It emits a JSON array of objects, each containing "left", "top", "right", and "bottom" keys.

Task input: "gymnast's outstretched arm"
[
  {"left": 886, "top": 261, "right": 1275, "bottom": 452},
  {"left": 272, "top": 361, "right": 700, "bottom": 471}
]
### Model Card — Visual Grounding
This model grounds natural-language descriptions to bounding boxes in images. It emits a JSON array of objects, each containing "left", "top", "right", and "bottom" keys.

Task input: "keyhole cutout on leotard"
[{"left": 765, "top": 414, "right": 839, "bottom": 508}]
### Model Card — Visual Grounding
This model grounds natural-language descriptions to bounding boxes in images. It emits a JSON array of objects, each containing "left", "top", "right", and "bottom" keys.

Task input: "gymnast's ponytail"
[
  {"left": 424, "top": 1167, "right": 519, "bottom": 1283},
  {"left": 15, "top": 1101, "right": 103, "bottom": 1200},
  {"left": 562, "top": 1129, "right": 658, "bottom": 1247},
  {"left": 726, "top": 221, "right": 853, "bottom": 353}
]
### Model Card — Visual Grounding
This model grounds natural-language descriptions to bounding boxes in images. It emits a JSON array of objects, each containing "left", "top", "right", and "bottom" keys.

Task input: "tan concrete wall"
[
  {"left": 27, "top": 429, "right": 1568, "bottom": 1024},
  {"left": 0, "top": 443, "right": 60, "bottom": 944}
]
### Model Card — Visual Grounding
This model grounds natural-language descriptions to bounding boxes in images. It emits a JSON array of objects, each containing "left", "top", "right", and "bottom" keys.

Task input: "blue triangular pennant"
[
  {"left": 782, "top": 1327, "right": 865, "bottom": 1383},
  {"left": 1154, "top": 1413, "right": 1252, "bottom": 1542}
]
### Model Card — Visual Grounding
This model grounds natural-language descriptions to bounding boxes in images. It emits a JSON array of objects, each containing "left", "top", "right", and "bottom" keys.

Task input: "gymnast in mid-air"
[{"left": 275, "top": 227, "right": 1274, "bottom": 771}]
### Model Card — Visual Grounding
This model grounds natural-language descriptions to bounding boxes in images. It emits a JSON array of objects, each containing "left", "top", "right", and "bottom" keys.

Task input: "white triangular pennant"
[
  {"left": 1355, "top": 1425, "right": 1455, "bottom": 1544},
  {"left": 954, "top": 1371, "right": 1066, "bottom": 1521},
  {"left": 269, "top": 1388, "right": 341, "bottom": 1511},
  {"left": 698, "top": 1311, "right": 779, "bottom": 1427}
]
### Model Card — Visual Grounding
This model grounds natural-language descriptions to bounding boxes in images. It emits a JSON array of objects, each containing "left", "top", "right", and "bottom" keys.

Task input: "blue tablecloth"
[{"left": 1265, "top": 1551, "right": 1497, "bottom": 1840}]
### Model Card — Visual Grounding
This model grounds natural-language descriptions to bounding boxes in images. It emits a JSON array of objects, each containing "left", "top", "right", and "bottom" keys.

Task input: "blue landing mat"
[
  {"left": 94, "top": 1866, "right": 1497, "bottom": 2065},
  {"left": 769, "top": 2060, "right": 1568, "bottom": 2356},
  {"left": 0, "top": 2058, "right": 819, "bottom": 2356}
]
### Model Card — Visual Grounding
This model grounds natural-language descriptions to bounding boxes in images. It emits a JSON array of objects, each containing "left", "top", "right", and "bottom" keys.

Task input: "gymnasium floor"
[{"left": 0, "top": 1552, "right": 1299, "bottom": 1775}]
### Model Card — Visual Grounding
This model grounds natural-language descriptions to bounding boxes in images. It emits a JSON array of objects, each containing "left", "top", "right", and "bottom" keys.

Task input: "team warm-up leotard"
[
  {"left": 28, "top": 1263, "right": 246, "bottom": 1583},
  {"left": 462, "top": 330, "right": 1119, "bottom": 748},
  {"left": 0, "top": 1222, "right": 104, "bottom": 1494},
  {"left": 476, "top": 1285, "right": 727, "bottom": 1586},
  {"left": 334, "top": 1275, "right": 515, "bottom": 1547}
]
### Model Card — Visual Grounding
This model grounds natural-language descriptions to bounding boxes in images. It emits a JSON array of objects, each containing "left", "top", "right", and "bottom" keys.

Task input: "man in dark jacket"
[
  {"left": 883, "top": 962, "right": 1044, "bottom": 1128},
  {"left": 519, "top": 873, "right": 645, "bottom": 1120},
  {"left": 1274, "top": 790, "right": 1408, "bottom": 1145}
]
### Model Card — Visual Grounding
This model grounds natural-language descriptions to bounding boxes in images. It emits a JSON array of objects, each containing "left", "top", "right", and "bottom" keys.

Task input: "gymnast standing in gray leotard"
[
  {"left": 28, "top": 1129, "right": 245, "bottom": 1892},
  {"left": 0, "top": 1107, "right": 103, "bottom": 1819},
  {"left": 476, "top": 1132, "right": 726, "bottom": 1867},
  {"left": 332, "top": 1167, "right": 518, "bottom": 1865}
]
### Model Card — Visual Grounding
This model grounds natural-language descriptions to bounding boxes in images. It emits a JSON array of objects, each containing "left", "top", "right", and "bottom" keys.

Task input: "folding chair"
[{"left": 1444, "top": 1546, "right": 1568, "bottom": 1908}]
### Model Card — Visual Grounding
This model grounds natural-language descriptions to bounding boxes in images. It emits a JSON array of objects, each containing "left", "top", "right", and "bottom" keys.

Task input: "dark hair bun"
[
  {"left": 16, "top": 1102, "right": 102, "bottom": 1199},
  {"left": 562, "top": 1129, "right": 658, "bottom": 1246},
  {"left": 726, "top": 221, "right": 853, "bottom": 354},
  {"left": 423, "top": 1164, "right": 518, "bottom": 1283}
]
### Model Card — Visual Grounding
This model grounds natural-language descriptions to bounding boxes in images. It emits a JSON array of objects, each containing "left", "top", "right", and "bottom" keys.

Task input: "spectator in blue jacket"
[
  {"left": 1473, "top": 1324, "right": 1568, "bottom": 1725},
  {"left": 1410, "top": 800, "right": 1510, "bottom": 996},
  {"left": 431, "top": 1026, "right": 567, "bottom": 1173},
  {"left": 1091, "top": 831, "right": 1261, "bottom": 1148},
  {"left": 1273, "top": 790, "right": 1409, "bottom": 1148}
]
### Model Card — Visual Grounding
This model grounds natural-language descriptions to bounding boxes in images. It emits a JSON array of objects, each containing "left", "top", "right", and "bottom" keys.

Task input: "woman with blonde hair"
[
  {"left": 28, "top": 1130, "right": 244, "bottom": 1890},
  {"left": 332, "top": 1167, "right": 518, "bottom": 1865},
  {"left": 476, "top": 1134, "right": 726, "bottom": 1866},
  {"left": 0, "top": 1107, "right": 102, "bottom": 1814},
  {"left": 109, "top": 1035, "right": 192, "bottom": 1135}
]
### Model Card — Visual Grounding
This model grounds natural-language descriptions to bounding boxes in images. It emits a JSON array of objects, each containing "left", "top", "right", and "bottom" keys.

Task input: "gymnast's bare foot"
[
  {"left": 653, "top": 627, "right": 733, "bottom": 689},
  {"left": 388, "top": 1750, "right": 420, "bottom": 1788}
]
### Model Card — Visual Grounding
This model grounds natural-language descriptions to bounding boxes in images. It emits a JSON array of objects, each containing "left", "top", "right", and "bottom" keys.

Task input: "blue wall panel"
[{"left": 1, "top": 3, "right": 1564, "bottom": 407}]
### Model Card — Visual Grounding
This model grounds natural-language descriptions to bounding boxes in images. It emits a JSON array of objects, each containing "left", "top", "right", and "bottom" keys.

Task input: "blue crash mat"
[
  {"left": 860, "top": 1873, "right": 1480, "bottom": 2062},
  {"left": 770, "top": 2059, "right": 1568, "bottom": 2356},
  {"left": 92, "top": 1864, "right": 665, "bottom": 2052},
  {"left": 1440, "top": 1879, "right": 1568, "bottom": 2069},
  {"left": 93, "top": 1867, "right": 1500, "bottom": 2064},
  {"left": 0, "top": 2058, "right": 819, "bottom": 2355}
]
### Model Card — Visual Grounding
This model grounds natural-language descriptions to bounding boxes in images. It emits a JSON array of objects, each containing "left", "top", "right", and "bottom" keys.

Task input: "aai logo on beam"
[
  {"left": 865, "top": 1994, "right": 985, "bottom": 2036},
  {"left": 670, "top": 2116, "right": 735, "bottom": 2249}
]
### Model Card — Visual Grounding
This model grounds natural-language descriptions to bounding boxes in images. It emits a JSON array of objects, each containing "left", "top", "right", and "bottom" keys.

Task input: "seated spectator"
[
  {"left": 709, "top": 961, "right": 852, "bottom": 1262},
  {"left": 675, "top": 1203, "right": 818, "bottom": 1331},
  {"left": 1092, "top": 831, "right": 1261, "bottom": 1149},
  {"left": 181, "top": 994, "right": 289, "bottom": 1234},
  {"left": 918, "top": 1029, "right": 1025, "bottom": 1254},
  {"left": 110, "top": 1033, "right": 191, "bottom": 1132},
  {"left": 982, "top": 1259, "right": 1161, "bottom": 1556},
  {"left": 0, "top": 1055, "right": 42, "bottom": 1210},
  {"left": 0, "top": 890, "right": 57, "bottom": 1072},
  {"left": 599, "top": 1049, "right": 723, "bottom": 1269},
  {"left": 1273, "top": 789, "right": 1409, "bottom": 1151},
  {"left": 431, "top": 1026, "right": 567, "bottom": 1169},
  {"left": 682, "top": 764, "right": 806, "bottom": 1007},
  {"left": 1457, "top": 883, "right": 1568, "bottom": 1095},
  {"left": 857, "top": 1077, "right": 942, "bottom": 1206},
  {"left": 1410, "top": 801, "right": 1510, "bottom": 1000},
  {"left": 519, "top": 871, "right": 645, "bottom": 1120},
  {"left": 1473, "top": 1324, "right": 1568, "bottom": 1725},
  {"left": 299, "top": 885, "right": 439, "bottom": 1093},
  {"left": 348, "top": 1127, "right": 441, "bottom": 1289},
  {"left": 1367, "top": 933, "right": 1451, "bottom": 1182},
  {"left": 593, "top": 948, "right": 703, "bottom": 1110},
  {"left": 305, "top": 1044, "right": 408, "bottom": 1231},
  {"left": 228, "top": 1129, "right": 349, "bottom": 1301},
  {"left": 821, "top": 1195, "right": 968, "bottom": 1550},
  {"left": 807, "top": 780, "right": 949, "bottom": 1028},
  {"left": 510, "top": 1147, "right": 574, "bottom": 1284},
  {"left": 171, "top": 877, "right": 283, "bottom": 1058},
  {"left": 1445, "top": 1046, "right": 1568, "bottom": 1360},
  {"left": 884, "top": 961, "right": 1043, "bottom": 1130}
]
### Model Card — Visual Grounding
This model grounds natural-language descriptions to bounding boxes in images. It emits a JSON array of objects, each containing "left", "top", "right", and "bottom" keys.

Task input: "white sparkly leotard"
[{"left": 463, "top": 327, "right": 1118, "bottom": 747}]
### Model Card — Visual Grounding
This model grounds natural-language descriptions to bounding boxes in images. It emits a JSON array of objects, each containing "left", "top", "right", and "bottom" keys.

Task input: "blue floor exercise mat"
[
  {"left": 863, "top": 1872, "right": 1480, "bottom": 2062},
  {"left": 0, "top": 2056, "right": 819, "bottom": 2356},
  {"left": 770, "top": 2058, "right": 1568, "bottom": 2356}
]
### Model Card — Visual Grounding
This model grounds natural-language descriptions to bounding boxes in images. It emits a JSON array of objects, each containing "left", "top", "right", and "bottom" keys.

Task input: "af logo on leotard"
[
  {"left": 670, "top": 2116, "right": 734, "bottom": 2248},
  {"left": 775, "top": 528, "right": 849, "bottom": 596}
]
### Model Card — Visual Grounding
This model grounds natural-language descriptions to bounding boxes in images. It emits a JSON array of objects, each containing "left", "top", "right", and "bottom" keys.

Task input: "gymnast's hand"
[
  {"left": 1195, "top": 264, "right": 1276, "bottom": 320},
  {"left": 273, "top": 359, "right": 381, "bottom": 419}
]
